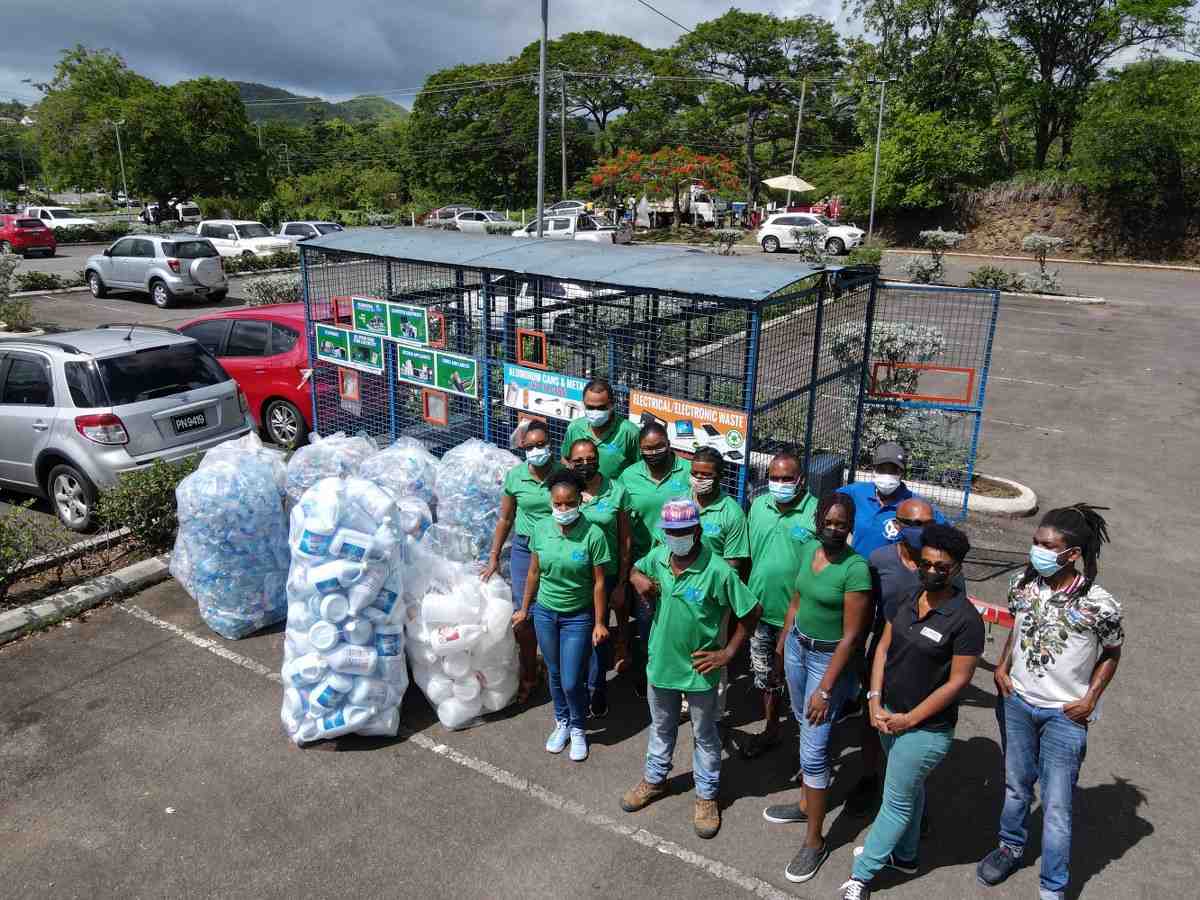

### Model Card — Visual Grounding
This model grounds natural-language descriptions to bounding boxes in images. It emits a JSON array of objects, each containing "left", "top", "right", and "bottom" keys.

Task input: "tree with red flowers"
[{"left": 584, "top": 147, "right": 741, "bottom": 230}]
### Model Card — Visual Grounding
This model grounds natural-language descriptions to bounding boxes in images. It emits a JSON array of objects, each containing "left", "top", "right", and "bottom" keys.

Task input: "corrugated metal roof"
[{"left": 303, "top": 227, "right": 825, "bottom": 303}]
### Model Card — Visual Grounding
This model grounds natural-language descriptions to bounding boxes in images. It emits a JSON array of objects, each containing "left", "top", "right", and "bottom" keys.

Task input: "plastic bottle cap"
[
  {"left": 320, "top": 593, "right": 350, "bottom": 623},
  {"left": 308, "top": 621, "right": 340, "bottom": 652}
]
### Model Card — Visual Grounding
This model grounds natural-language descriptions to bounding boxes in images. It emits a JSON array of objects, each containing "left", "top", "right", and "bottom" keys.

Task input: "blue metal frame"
[
  {"left": 300, "top": 245, "right": 321, "bottom": 435},
  {"left": 480, "top": 270, "right": 493, "bottom": 444},
  {"left": 385, "top": 262, "right": 398, "bottom": 440},
  {"left": 737, "top": 307, "right": 762, "bottom": 504},
  {"left": 847, "top": 276, "right": 880, "bottom": 484},
  {"left": 961, "top": 287, "right": 1001, "bottom": 518},
  {"left": 800, "top": 285, "right": 827, "bottom": 478}
]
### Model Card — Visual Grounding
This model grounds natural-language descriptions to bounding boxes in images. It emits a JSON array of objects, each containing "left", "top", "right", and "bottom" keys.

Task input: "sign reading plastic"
[
  {"left": 627, "top": 390, "right": 748, "bottom": 466},
  {"left": 351, "top": 298, "right": 389, "bottom": 337},
  {"left": 435, "top": 352, "right": 479, "bottom": 399},
  {"left": 387, "top": 303, "right": 429, "bottom": 345},
  {"left": 396, "top": 345, "right": 436, "bottom": 388},
  {"left": 502, "top": 363, "right": 588, "bottom": 421}
]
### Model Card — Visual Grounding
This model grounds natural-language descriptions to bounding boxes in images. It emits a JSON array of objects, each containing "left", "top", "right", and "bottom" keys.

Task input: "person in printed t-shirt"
[
  {"left": 620, "top": 498, "right": 761, "bottom": 841},
  {"left": 977, "top": 504, "right": 1122, "bottom": 900}
]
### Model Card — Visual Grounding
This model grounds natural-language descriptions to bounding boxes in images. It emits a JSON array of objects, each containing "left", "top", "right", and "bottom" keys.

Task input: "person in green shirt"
[
  {"left": 565, "top": 437, "right": 632, "bottom": 717},
  {"left": 742, "top": 451, "right": 819, "bottom": 758},
  {"left": 483, "top": 420, "right": 560, "bottom": 703},
  {"left": 620, "top": 498, "right": 761, "bottom": 841},
  {"left": 560, "top": 378, "right": 642, "bottom": 480},
  {"left": 762, "top": 492, "right": 872, "bottom": 886},
  {"left": 513, "top": 469, "right": 611, "bottom": 763},
  {"left": 618, "top": 421, "right": 692, "bottom": 697}
]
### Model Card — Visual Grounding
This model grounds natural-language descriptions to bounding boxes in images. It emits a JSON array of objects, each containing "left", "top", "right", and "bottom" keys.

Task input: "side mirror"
[{"left": 103, "top": 248, "right": 112, "bottom": 257}]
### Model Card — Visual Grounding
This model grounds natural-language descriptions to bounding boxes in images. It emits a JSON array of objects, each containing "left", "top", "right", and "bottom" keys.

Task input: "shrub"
[
  {"left": 245, "top": 276, "right": 304, "bottom": 307},
  {"left": 13, "top": 271, "right": 63, "bottom": 292},
  {"left": 98, "top": 457, "right": 199, "bottom": 553},
  {"left": 484, "top": 222, "right": 521, "bottom": 236},
  {"left": 1021, "top": 233, "right": 1066, "bottom": 294},
  {"left": 0, "top": 253, "right": 17, "bottom": 299},
  {"left": 52, "top": 223, "right": 132, "bottom": 244},
  {"left": 0, "top": 501, "right": 43, "bottom": 602},
  {"left": 714, "top": 229, "right": 743, "bottom": 255},
  {"left": 846, "top": 239, "right": 885, "bottom": 268},
  {"left": 0, "top": 255, "right": 34, "bottom": 330},
  {"left": 966, "top": 265, "right": 1018, "bottom": 291},
  {"left": 222, "top": 249, "right": 299, "bottom": 275},
  {"left": 901, "top": 255, "right": 941, "bottom": 284},
  {"left": 790, "top": 225, "right": 829, "bottom": 266}
]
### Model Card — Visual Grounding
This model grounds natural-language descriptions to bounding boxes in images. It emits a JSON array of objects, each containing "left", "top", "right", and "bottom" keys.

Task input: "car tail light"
[
  {"left": 75, "top": 413, "right": 129, "bottom": 445},
  {"left": 238, "top": 388, "right": 249, "bottom": 415},
  {"left": 166, "top": 258, "right": 181, "bottom": 273}
]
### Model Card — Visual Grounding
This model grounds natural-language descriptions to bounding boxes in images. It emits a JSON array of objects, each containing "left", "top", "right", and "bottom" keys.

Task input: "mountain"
[{"left": 234, "top": 81, "right": 408, "bottom": 124}]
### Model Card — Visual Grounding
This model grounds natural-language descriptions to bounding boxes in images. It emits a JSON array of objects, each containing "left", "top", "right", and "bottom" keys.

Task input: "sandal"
[{"left": 740, "top": 729, "right": 783, "bottom": 759}]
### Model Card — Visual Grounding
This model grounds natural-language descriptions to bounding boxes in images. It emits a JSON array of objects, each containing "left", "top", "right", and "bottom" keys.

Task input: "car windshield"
[
  {"left": 164, "top": 240, "right": 219, "bottom": 259},
  {"left": 482, "top": 212, "right": 506, "bottom": 221},
  {"left": 96, "top": 343, "right": 229, "bottom": 405},
  {"left": 47, "top": 208, "right": 73, "bottom": 218},
  {"left": 236, "top": 223, "right": 271, "bottom": 238},
  {"left": 16, "top": 218, "right": 43, "bottom": 228},
  {"left": 179, "top": 205, "right": 200, "bottom": 215},
  {"left": 814, "top": 215, "right": 835, "bottom": 226},
  {"left": 315, "top": 223, "right": 343, "bottom": 234}
]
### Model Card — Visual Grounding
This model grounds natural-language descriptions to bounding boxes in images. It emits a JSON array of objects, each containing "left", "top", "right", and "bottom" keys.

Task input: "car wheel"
[
  {"left": 242, "top": 250, "right": 255, "bottom": 260},
  {"left": 88, "top": 271, "right": 108, "bottom": 298},
  {"left": 761, "top": 235, "right": 780, "bottom": 253},
  {"left": 825, "top": 237, "right": 846, "bottom": 255},
  {"left": 209, "top": 289, "right": 228, "bottom": 303},
  {"left": 264, "top": 399, "right": 307, "bottom": 449},
  {"left": 48, "top": 464, "right": 98, "bottom": 532},
  {"left": 0, "top": 241, "right": 11, "bottom": 255},
  {"left": 150, "top": 279, "right": 176, "bottom": 309}
]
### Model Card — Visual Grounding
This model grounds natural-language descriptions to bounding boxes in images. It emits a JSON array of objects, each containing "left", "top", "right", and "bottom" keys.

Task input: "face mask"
[
  {"left": 768, "top": 480, "right": 799, "bottom": 503},
  {"left": 900, "top": 526, "right": 925, "bottom": 551},
  {"left": 690, "top": 475, "right": 715, "bottom": 495},
  {"left": 573, "top": 463, "right": 598, "bottom": 481},
  {"left": 642, "top": 448, "right": 668, "bottom": 465},
  {"left": 552, "top": 507, "right": 580, "bottom": 526},
  {"left": 1029, "top": 545, "right": 1067, "bottom": 577},
  {"left": 874, "top": 473, "right": 902, "bottom": 496},
  {"left": 919, "top": 569, "right": 951, "bottom": 592},
  {"left": 664, "top": 533, "right": 695, "bottom": 557},
  {"left": 525, "top": 446, "right": 551, "bottom": 466},
  {"left": 585, "top": 408, "right": 611, "bottom": 426},
  {"left": 819, "top": 527, "right": 848, "bottom": 549}
]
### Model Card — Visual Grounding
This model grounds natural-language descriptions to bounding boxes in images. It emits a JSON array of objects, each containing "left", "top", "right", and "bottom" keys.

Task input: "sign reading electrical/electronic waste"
[
  {"left": 627, "top": 389, "right": 748, "bottom": 466},
  {"left": 502, "top": 363, "right": 588, "bottom": 421}
]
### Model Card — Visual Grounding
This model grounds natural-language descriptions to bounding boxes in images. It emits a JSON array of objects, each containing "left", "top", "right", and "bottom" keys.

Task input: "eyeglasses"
[
  {"left": 916, "top": 560, "right": 956, "bottom": 575},
  {"left": 896, "top": 517, "right": 933, "bottom": 527}
]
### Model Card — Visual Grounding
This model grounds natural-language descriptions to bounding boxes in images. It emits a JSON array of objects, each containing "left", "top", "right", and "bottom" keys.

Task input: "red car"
[
  {"left": 179, "top": 303, "right": 313, "bottom": 448},
  {"left": 0, "top": 214, "right": 57, "bottom": 257}
]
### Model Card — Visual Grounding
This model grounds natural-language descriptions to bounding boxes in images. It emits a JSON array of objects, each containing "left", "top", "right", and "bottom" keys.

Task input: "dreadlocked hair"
[
  {"left": 1020, "top": 503, "right": 1111, "bottom": 596},
  {"left": 816, "top": 491, "right": 855, "bottom": 531}
]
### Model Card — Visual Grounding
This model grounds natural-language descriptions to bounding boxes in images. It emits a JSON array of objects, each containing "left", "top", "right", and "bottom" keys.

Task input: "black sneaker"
[
  {"left": 845, "top": 774, "right": 880, "bottom": 817},
  {"left": 762, "top": 802, "right": 808, "bottom": 824},
  {"left": 854, "top": 844, "right": 918, "bottom": 874},
  {"left": 977, "top": 845, "right": 1021, "bottom": 886},
  {"left": 839, "top": 878, "right": 871, "bottom": 899},
  {"left": 634, "top": 678, "right": 647, "bottom": 700},
  {"left": 784, "top": 843, "right": 828, "bottom": 883},
  {"left": 835, "top": 694, "right": 863, "bottom": 724}
]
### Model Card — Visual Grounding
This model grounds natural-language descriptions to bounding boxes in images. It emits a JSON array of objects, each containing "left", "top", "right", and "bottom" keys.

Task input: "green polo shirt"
[
  {"left": 562, "top": 416, "right": 642, "bottom": 480},
  {"left": 579, "top": 476, "right": 629, "bottom": 577},
  {"left": 792, "top": 540, "right": 872, "bottom": 642},
  {"left": 695, "top": 493, "right": 750, "bottom": 561},
  {"left": 747, "top": 492, "right": 819, "bottom": 626},
  {"left": 634, "top": 543, "right": 759, "bottom": 692},
  {"left": 502, "top": 461, "right": 562, "bottom": 538},
  {"left": 530, "top": 517, "right": 611, "bottom": 613},
  {"left": 619, "top": 454, "right": 692, "bottom": 558}
]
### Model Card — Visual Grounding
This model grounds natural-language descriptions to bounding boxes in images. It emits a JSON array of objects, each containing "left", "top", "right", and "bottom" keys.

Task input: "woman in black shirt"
[{"left": 837, "top": 524, "right": 984, "bottom": 900}]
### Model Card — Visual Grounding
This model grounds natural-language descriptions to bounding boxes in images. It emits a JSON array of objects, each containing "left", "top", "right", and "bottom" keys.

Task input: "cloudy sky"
[{"left": 0, "top": 1, "right": 852, "bottom": 106}]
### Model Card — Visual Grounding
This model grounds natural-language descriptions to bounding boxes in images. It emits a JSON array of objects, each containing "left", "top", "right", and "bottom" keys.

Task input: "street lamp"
[
  {"left": 105, "top": 119, "right": 132, "bottom": 223},
  {"left": 535, "top": 0, "right": 548, "bottom": 237},
  {"left": 866, "top": 77, "right": 896, "bottom": 241}
]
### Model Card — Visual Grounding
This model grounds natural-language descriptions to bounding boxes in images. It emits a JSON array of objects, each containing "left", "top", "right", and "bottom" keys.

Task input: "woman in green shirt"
[
  {"left": 513, "top": 469, "right": 611, "bottom": 763},
  {"left": 484, "top": 420, "right": 559, "bottom": 703},
  {"left": 566, "top": 437, "right": 632, "bottom": 716},
  {"left": 764, "top": 492, "right": 872, "bottom": 885}
]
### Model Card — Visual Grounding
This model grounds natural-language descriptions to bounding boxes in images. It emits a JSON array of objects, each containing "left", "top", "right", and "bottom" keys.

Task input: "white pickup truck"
[
  {"left": 513, "top": 214, "right": 632, "bottom": 244},
  {"left": 23, "top": 206, "right": 98, "bottom": 230}
]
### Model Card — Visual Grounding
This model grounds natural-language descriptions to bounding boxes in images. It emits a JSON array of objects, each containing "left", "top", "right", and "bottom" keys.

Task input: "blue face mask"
[
  {"left": 768, "top": 480, "right": 799, "bottom": 503},
  {"left": 526, "top": 446, "right": 552, "bottom": 466},
  {"left": 552, "top": 507, "right": 580, "bottom": 526},
  {"left": 900, "top": 526, "right": 924, "bottom": 551},
  {"left": 1029, "top": 545, "right": 1068, "bottom": 576},
  {"left": 585, "top": 408, "right": 611, "bottom": 426}
]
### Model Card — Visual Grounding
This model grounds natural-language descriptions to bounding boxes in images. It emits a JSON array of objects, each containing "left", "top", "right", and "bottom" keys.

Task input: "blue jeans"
[
  {"left": 587, "top": 575, "right": 616, "bottom": 707},
  {"left": 997, "top": 692, "right": 1088, "bottom": 899},
  {"left": 644, "top": 685, "right": 722, "bottom": 799},
  {"left": 853, "top": 723, "right": 954, "bottom": 882},
  {"left": 531, "top": 603, "right": 595, "bottom": 731},
  {"left": 509, "top": 534, "right": 532, "bottom": 611},
  {"left": 784, "top": 628, "right": 856, "bottom": 789}
]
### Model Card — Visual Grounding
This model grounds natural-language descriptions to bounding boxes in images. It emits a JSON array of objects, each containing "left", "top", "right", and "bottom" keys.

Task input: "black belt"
[{"left": 792, "top": 629, "right": 840, "bottom": 653}]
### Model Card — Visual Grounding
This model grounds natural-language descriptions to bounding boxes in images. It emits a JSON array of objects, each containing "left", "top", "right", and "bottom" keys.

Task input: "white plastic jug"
[
  {"left": 286, "top": 628, "right": 314, "bottom": 657},
  {"left": 441, "top": 650, "right": 472, "bottom": 680},
  {"left": 319, "top": 593, "right": 350, "bottom": 623},
  {"left": 425, "top": 671, "right": 455, "bottom": 705},
  {"left": 437, "top": 695, "right": 483, "bottom": 730},
  {"left": 349, "top": 676, "right": 400, "bottom": 708},
  {"left": 326, "top": 643, "right": 379, "bottom": 676},
  {"left": 375, "top": 623, "right": 404, "bottom": 659},
  {"left": 356, "top": 706, "right": 400, "bottom": 737},
  {"left": 481, "top": 672, "right": 519, "bottom": 713},
  {"left": 421, "top": 589, "right": 482, "bottom": 626},
  {"left": 287, "top": 600, "right": 316, "bottom": 632},
  {"left": 283, "top": 653, "right": 328, "bottom": 686},
  {"left": 309, "top": 672, "right": 354, "bottom": 713},
  {"left": 430, "top": 624, "right": 486, "bottom": 655},
  {"left": 341, "top": 617, "right": 374, "bottom": 646},
  {"left": 297, "top": 704, "right": 376, "bottom": 742},
  {"left": 347, "top": 564, "right": 388, "bottom": 614},
  {"left": 308, "top": 559, "right": 363, "bottom": 594},
  {"left": 453, "top": 676, "right": 481, "bottom": 702}
]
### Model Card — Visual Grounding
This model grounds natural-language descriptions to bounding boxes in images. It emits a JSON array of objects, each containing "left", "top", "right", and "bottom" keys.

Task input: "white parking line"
[{"left": 117, "top": 602, "right": 791, "bottom": 900}]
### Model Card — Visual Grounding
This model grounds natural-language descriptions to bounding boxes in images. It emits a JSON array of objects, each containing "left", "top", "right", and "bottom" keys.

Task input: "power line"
[
  {"left": 632, "top": 0, "right": 692, "bottom": 33},
  {"left": 242, "top": 74, "right": 538, "bottom": 106}
]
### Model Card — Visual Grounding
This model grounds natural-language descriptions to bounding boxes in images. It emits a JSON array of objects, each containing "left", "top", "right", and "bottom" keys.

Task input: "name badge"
[{"left": 919, "top": 626, "right": 944, "bottom": 643}]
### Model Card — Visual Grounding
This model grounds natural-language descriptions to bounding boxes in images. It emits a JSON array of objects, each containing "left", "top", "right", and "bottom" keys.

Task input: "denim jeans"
[
  {"left": 587, "top": 575, "right": 616, "bottom": 707},
  {"left": 531, "top": 602, "right": 595, "bottom": 731},
  {"left": 997, "top": 692, "right": 1088, "bottom": 900},
  {"left": 509, "top": 534, "right": 532, "bottom": 611},
  {"left": 632, "top": 590, "right": 653, "bottom": 681},
  {"left": 852, "top": 722, "right": 954, "bottom": 882},
  {"left": 644, "top": 685, "right": 722, "bottom": 800},
  {"left": 784, "top": 628, "right": 856, "bottom": 789}
]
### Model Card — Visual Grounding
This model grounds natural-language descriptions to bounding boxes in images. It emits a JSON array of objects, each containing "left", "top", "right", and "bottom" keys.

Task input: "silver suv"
[
  {"left": 0, "top": 326, "right": 251, "bottom": 530},
  {"left": 85, "top": 234, "right": 228, "bottom": 309}
]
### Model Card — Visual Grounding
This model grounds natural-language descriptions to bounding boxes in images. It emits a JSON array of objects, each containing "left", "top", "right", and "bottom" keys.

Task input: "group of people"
[{"left": 480, "top": 378, "right": 1123, "bottom": 900}]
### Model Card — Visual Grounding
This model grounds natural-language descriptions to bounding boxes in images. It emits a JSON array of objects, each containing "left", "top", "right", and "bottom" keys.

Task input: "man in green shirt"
[
  {"left": 560, "top": 378, "right": 642, "bottom": 480},
  {"left": 743, "top": 451, "right": 818, "bottom": 757},
  {"left": 620, "top": 498, "right": 761, "bottom": 841}
]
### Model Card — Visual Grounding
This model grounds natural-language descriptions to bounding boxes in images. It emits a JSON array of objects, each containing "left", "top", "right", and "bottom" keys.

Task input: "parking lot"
[{"left": 2, "top": 248, "right": 1198, "bottom": 897}]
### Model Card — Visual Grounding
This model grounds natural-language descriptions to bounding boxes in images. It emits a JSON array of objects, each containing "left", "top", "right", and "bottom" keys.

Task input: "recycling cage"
[{"left": 297, "top": 231, "right": 995, "bottom": 519}]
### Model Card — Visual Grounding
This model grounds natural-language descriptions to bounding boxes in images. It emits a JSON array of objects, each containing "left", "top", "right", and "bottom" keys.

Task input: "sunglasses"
[
  {"left": 916, "top": 560, "right": 957, "bottom": 575},
  {"left": 896, "top": 517, "right": 933, "bottom": 527}
]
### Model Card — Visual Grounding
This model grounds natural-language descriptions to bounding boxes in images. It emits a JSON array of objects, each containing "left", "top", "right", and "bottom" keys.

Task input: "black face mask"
[
  {"left": 919, "top": 569, "right": 951, "bottom": 592},
  {"left": 819, "top": 527, "right": 848, "bottom": 549},
  {"left": 642, "top": 448, "right": 669, "bottom": 465},
  {"left": 574, "top": 463, "right": 598, "bottom": 481}
]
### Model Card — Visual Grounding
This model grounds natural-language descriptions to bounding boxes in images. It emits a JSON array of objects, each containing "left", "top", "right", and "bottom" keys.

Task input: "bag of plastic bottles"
[
  {"left": 430, "top": 438, "right": 519, "bottom": 563},
  {"left": 285, "top": 431, "right": 378, "bottom": 507},
  {"left": 357, "top": 437, "right": 439, "bottom": 507},
  {"left": 170, "top": 435, "right": 290, "bottom": 640},
  {"left": 280, "top": 475, "right": 409, "bottom": 744}
]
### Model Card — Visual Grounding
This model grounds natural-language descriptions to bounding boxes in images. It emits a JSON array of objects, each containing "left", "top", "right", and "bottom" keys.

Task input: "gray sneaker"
[
  {"left": 839, "top": 878, "right": 871, "bottom": 899},
  {"left": 762, "top": 802, "right": 808, "bottom": 824},
  {"left": 784, "top": 843, "right": 828, "bottom": 883},
  {"left": 977, "top": 845, "right": 1021, "bottom": 886}
]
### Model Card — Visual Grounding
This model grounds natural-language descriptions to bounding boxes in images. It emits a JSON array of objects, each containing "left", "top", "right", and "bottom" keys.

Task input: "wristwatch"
[
  {"left": 866, "top": 690, "right": 881, "bottom": 701},
  {"left": 818, "top": 689, "right": 831, "bottom": 701}
]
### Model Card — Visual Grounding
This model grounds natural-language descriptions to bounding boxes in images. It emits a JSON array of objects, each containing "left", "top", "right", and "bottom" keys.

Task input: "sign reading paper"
[
  {"left": 435, "top": 351, "right": 479, "bottom": 399},
  {"left": 627, "top": 390, "right": 749, "bottom": 466},
  {"left": 315, "top": 324, "right": 350, "bottom": 365},
  {"left": 388, "top": 303, "right": 429, "bottom": 345},
  {"left": 351, "top": 297, "right": 389, "bottom": 337},
  {"left": 502, "top": 363, "right": 588, "bottom": 421}
]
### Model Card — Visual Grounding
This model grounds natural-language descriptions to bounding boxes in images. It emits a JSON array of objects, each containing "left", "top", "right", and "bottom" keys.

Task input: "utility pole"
[
  {"left": 786, "top": 79, "right": 807, "bottom": 207},
  {"left": 535, "top": 0, "right": 548, "bottom": 237},
  {"left": 560, "top": 71, "right": 567, "bottom": 200},
  {"left": 282, "top": 144, "right": 292, "bottom": 177},
  {"left": 106, "top": 119, "right": 132, "bottom": 222},
  {"left": 257, "top": 122, "right": 263, "bottom": 150},
  {"left": 867, "top": 77, "right": 895, "bottom": 241}
]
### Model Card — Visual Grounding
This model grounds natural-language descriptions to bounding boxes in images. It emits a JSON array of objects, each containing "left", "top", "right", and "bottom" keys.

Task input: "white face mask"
[
  {"left": 664, "top": 533, "right": 695, "bottom": 557},
  {"left": 552, "top": 507, "right": 580, "bottom": 526},
  {"left": 874, "top": 473, "right": 902, "bottom": 496},
  {"left": 526, "top": 446, "right": 552, "bottom": 466},
  {"left": 585, "top": 408, "right": 611, "bottom": 426},
  {"left": 690, "top": 475, "right": 716, "bottom": 495}
]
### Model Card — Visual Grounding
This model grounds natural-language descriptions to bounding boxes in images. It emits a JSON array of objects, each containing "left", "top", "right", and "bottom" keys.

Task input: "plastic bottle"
[
  {"left": 349, "top": 676, "right": 400, "bottom": 708},
  {"left": 308, "top": 559, "right": 364, "bottom": 594},
  {"left": 347, "top": 564, "right": 388, "bottom": 614},
  {"left": 430, "top": 624, "right": 486, "bottom": 655},
  {"left": 425, "top": 671, "right": 455, "bottom": 705},
  {"left": 319, "top": 593, "right": 350, "bottom": 623},
  {"left": 331, "top": 522, "right": 396, "bottom": 563},
  {"left": 421, "top": 590, "right": 482, "bottom": 626},
  {"left": 287, "top": 600, "right": 316, "bottom": 632},
  {"left": 281, "top": 687, "right": 309, "bottom": 733},
  {"left": 309, "top": 672, "right": 354, "bottom": 713},
  {"left": 283, "top": 653, "right": 328, "bottom": 687},
  {"left": 308, "top": 621, "right": 341, "bottom": 653},
  {"left": 287, "top": 628, "right": 314, "bottom": 657},
  {"left": 441, "top": 651, "right": 472, "bottom": 680},
  {"left": 326, "top": 643, "right": 379, "bottom": 676},
  {"left": 437, "top": 696, "right": 483, "bottom": 730},
  {"left": 355, "top": 706, "right": 401, "bottom": 737},
  {"left": 341, "top": 617, "right": 374, "bottom": 646},
  {"left": 453, "top": 676, "right": 482, "bottom": 702},
  {"left": 297, "top": 705, "right": 376, "bottom": 742}
]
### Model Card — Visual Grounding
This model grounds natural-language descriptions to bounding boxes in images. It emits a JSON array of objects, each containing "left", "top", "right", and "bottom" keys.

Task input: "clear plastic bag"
[
  {"left": 432, "top": 439, "right": 519, "bottom": 563},
  {"left": 285, "top": 431, "right": 379, "bottom": 507},
  {"left": 357, "top": 437, "right": 439, "bottom": 507}
]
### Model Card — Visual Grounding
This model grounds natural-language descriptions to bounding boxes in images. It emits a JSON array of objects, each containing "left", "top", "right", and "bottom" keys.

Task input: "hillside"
[{"left": 234, "top": 81, "right": 408, "bottom": 124}]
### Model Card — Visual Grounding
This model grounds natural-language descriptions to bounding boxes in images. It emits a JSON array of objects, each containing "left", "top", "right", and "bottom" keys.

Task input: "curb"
[
  {"left": 887, "top": 248, "right": 1200, "bottom": 273},
  {"left": 881, "top": 279, "right": 1105, "bottom": 305},
  {"left": 18, "top": 527, "right": 130, "bottom": 577},
  {"left": 852, "top": 471, "right": 1038, "bottom": 518},
  {"left": 0, "top": 555, "right": 170, "bottom": 646}
]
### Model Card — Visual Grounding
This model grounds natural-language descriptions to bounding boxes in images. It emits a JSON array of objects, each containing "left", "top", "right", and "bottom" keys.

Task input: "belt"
[{"left": 792, "top": 629, "right": 840, "bottom": 653}]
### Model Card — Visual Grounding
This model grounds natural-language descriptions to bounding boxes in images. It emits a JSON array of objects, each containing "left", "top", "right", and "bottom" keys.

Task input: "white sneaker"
[
  {"left": 545, "top": 720, "right": 569, "bottom": 753},
  {"left": 839, "top": 879, "right": 871, "bottom": 899},
  {"left": 569, "top": 727, "right": 589, "bottom": 761}
]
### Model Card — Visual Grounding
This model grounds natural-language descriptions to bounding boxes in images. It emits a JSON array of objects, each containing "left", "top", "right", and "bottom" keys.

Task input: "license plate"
[{"left": 171, "top": 411, "right": 208, "bottom": 434}]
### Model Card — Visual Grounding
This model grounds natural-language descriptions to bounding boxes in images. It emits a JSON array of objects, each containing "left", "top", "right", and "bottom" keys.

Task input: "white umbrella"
[{"left": 762, "top": 174, "right": 816, "bottom": 193}]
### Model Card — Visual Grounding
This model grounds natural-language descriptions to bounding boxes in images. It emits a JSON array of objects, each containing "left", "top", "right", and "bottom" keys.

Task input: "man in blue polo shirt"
[{"left": 838, "top": 441, "right": 945, "bottom": 559}]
